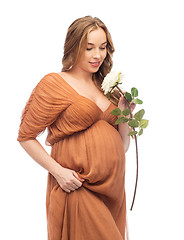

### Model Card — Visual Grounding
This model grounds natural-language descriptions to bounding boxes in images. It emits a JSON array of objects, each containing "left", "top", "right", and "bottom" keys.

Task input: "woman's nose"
[{"left": 93, "top": 48, "right": 100, "bottom": 59}]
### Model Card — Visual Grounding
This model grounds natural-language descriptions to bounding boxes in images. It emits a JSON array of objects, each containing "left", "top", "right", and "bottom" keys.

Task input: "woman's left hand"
[{"left": 118, "top": 94, "right": 136, "bottom": 113}]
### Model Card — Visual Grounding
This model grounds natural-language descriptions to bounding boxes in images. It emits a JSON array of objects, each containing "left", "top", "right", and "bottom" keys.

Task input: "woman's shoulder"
[
  {"left": 36, "top": 72, "right": 75, "bottom": 100},
  {"left": 39, "top": 72, "right": 62, "bottom": 85},
  {"left": 37, "top": 72, "right": 69, "bottom": 91}
]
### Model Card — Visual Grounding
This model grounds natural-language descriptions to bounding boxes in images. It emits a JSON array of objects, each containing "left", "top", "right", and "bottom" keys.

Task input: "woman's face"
[{"left": 75, "top": 27, "right": 107, "bottom": 74}]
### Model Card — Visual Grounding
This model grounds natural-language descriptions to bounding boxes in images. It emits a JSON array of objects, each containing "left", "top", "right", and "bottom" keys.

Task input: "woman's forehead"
[{"left": 87, "top": 28, "right": 107, "bottom": 44}]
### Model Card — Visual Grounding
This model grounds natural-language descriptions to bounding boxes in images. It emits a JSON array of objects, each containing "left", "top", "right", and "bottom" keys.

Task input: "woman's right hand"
[
  {"left": 19, "top": 140, "right": 85, "bottom": 193},
  {"left": 54, "top": 166, "right": 85, "bottom": 193}
]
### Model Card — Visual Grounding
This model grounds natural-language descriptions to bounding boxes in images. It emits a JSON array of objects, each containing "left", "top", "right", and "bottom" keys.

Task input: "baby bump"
[{"left": 52, "top": 120, "right": 125, "bottom": 184}]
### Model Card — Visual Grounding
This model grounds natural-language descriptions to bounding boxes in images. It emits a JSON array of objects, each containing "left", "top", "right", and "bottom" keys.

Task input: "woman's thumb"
[{"left": 73, "top": 171, "right": 85, "bottom": 182}]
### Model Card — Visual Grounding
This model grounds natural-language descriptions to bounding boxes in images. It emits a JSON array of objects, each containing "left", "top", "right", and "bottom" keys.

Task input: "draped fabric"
[{"left": 17, "top": 73, "right": 127, "bottom": 240}]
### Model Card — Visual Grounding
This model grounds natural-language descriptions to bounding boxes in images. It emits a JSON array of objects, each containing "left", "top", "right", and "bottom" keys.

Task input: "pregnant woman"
[{"left": 17, "top": 16, "right": 134, "bottom": 240}]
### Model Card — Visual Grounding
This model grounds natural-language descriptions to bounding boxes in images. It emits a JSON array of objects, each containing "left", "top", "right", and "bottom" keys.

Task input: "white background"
[{"left": 0, "top": 0, "right": 184, "bottom": 239}]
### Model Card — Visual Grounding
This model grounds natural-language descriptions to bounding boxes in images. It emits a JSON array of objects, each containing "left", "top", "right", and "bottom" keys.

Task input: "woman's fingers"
[
  {"left": 65, "top": 184, "right": 79, "bottom": 193},
  {"left": 130, "top": 103, "right": 136, "bottom": 112},
  {"left": 56, "top": 168, "right": 85, "bottom": 193},
  {"left": 72, "top": 171, "right": 85, "bottom": 183},
  {"left": 63, "top": 184, "right": 77, "bottom": 193},
  {"left": 65, "top": 189, "right": 71, "bottom": 193},
  {"left": 68, "top": 185, "right": 77, "bottom": 191},
  {"left": 64, "top": 171, "right": 85, "bottom": 193}
]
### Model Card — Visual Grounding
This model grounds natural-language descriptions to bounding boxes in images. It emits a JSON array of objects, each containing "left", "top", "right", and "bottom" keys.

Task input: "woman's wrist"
[{"left": 49, "top": 159, "right": 64, "bottom": 178}]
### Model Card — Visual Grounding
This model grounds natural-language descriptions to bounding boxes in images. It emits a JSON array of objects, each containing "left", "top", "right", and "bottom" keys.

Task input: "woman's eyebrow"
[
  {"left": 87, "top": 41, "right": 107, "bottom": 46},
  {"left": 101, "top": 41, "right": 107, "bottom": 45}
]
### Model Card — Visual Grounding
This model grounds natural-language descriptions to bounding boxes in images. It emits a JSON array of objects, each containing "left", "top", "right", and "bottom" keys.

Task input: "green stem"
[
  {"left": 116, "top": 85, "right": 139, "bottom": 211},
  {"left": 130, "top": 134, "right": 139, "bottom": 211}
]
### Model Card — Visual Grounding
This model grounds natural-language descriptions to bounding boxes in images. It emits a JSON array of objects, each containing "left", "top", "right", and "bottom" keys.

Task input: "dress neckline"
[{"left": 53, "top": 72, "right": 112, "bottom": 114}]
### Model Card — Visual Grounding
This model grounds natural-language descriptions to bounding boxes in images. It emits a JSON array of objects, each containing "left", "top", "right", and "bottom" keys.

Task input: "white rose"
[{"left": 101, "top": 71, "right": 123, "bottom": 95}]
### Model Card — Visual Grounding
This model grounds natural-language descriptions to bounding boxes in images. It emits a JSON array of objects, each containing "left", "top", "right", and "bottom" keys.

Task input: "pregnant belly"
[{"left": 52, "top": 120, "right": 125, "bottom": 184}]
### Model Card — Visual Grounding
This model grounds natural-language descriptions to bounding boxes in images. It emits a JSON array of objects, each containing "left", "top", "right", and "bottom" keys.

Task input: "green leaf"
[
  {"left": 115, "top": 116, "right": 129, "bottom": 125},
  {"left": 138, "top": 129, "right": 143, "bottom": 136},
  {"left": 128, "top": 130, "right": 138, "bottom": 136},
  {"left": 133, "top": 98, "right": 143, "bottom": 104},
  {"left": 131, "top": 87, "right": 138, "bottom": 97},
  {"left": 122, "top": 108, "right": 130, "bottom": 116},
  {"left": 139, "top": 119, "right": 149, "bottom": 129},
  {"left": 111, "top": 108, "right": 121, "bottom": 116},
  {"left": 134, "top": 109, "right": 145, "bottom": 121},
  {"left": 128, "top": 119, "right": 139, "bottom": 128},
  {"left": 115, "top": 117, "right": 124, "bottom": 125},
  {"left": 125, "top": 92, "right": 132, "bottom": 102},
  {"left": 122, "top": 117, "right": 129, "bottom": 123},
  {"left": 107, "top": 92, "right": 110, "bottom": 100}
]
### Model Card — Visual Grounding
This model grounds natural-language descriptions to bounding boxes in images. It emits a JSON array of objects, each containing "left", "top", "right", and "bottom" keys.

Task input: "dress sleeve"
[{"left": 17, "top": 74, "right": 70, "bottom": 142}]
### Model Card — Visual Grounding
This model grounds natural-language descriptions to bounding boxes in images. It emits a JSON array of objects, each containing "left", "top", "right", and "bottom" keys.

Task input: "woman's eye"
[{"left": 86, "top": 47, "right": 106, "bottom": 51}]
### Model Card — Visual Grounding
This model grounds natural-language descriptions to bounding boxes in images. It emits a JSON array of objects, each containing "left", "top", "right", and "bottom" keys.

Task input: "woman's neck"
[{"left": 67, "top": 66, "right": 93, "bottom": 83}]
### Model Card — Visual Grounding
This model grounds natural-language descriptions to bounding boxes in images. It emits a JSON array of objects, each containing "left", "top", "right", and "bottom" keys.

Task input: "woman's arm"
[
  {"left": 118, "top": 122, "right": 131, "bottom": 153},
  {"left": 117, "top": 95, "right": 136, "bottom": 152},
  {"left": 19, "top": 139, "right": 84, "bottom": 193}
]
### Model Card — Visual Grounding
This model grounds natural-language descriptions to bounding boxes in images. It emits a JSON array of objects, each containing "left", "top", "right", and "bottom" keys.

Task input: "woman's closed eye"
[{"left": 86, "top": 47, "right": 106, "bottom": 51}]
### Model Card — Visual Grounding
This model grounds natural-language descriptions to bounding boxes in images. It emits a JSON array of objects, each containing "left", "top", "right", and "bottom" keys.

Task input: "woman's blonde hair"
[{"left": 62, "top": 16, "right": 120, "bottom": 105}]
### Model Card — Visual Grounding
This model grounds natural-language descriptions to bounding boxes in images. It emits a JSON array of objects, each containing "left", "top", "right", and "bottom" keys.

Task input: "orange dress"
[{"left": 17, "top": 73, "right": 127, "bottom": 240}]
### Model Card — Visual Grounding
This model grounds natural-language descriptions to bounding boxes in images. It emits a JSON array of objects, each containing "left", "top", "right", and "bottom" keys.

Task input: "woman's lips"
[{"left": 89, "top": 61, "right": 101, "bottom": 67}]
